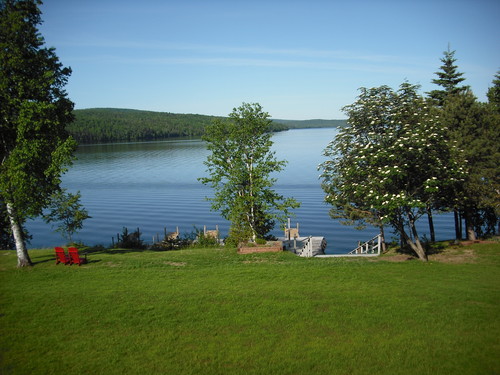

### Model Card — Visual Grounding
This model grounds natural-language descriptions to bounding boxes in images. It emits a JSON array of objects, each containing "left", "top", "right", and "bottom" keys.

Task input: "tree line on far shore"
[{"left": 67, "top": 108, "right": 346, "bottom": 144}]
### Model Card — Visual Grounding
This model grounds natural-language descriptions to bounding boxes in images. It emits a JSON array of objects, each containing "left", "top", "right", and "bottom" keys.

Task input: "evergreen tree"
[
  {"left": 427, "top": 47, "right": 473, "bottom": 239},
  {"left": 0, "top": 0, "right": 76, "bottom": 266},
  {"left": 428, "top": 47, "right": 469, "bottom": 106},
  {"left": 441, "top": 91, "right": 499, "bottom": 239},
  {"left": 486, "top": 71, "right": 500, "bottom": 110}
]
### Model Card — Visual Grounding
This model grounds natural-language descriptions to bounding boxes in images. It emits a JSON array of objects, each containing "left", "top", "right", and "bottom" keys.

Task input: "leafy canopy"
[
  {"left": 0, "top": 0, "right": 76, "bottom": 219},
  {"left": 42, "top": 189, "right": 91, "bottom": 242},
  {"left": 320, "top": 83, "right": 465, "bottom": 260},
  {"left": 0, "top": 0, "right": 77, "bottom": 266},
  {"left": 200, "top": 103, "right": 299, "bottom": 243}
]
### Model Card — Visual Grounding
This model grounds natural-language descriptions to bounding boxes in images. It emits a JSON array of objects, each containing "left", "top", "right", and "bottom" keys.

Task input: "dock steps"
[{"left": 280, "top": 236, "right": 327, "bottom": 257}]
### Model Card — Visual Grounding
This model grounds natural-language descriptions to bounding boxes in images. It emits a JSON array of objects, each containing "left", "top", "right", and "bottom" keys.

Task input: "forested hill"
[
  {"left": 69, "top": 108, "right": 220, "bottom": 143},
  {"left": 272, "top": 119, "right": 347, "bottom": 128},
  {"left": 68, "top": 108, "right": 346, "bottom": 144}
]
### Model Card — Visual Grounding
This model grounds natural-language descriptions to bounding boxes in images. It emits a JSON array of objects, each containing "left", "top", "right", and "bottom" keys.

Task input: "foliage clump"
[
  {"left": 320, "top": 82, "right": 465, "bottom": 261},
  {"left": 42, "top": 189, "right": 91, "bottom": 243},
  {"left": 200, "top": 103, "right": 300, "bottom": 245},
  {"left": 0, "top": 0, "right": 77, "bottom": 266},
  {"left": 113, "top": 227, "right": 146, "bottom": 249}
]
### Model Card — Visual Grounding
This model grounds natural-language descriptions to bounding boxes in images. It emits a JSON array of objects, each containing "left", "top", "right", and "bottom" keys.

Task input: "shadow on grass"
[
  {"left": 395, "top": 240, "right": 450, "bottom": 256},
  {"left": 80, "top": 246, "right": 185, "bottom": 256},
  {"left": 33, "top": 257, "right": 103, "bottom": 266},
  {"left": 32, "top": 257, "right": 56, "bottom": 265}
]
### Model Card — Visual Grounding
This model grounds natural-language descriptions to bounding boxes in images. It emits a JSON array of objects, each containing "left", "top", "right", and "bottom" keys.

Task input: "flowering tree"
[{"left": 320, "top": 83, "right": 465, "bottom": 261}]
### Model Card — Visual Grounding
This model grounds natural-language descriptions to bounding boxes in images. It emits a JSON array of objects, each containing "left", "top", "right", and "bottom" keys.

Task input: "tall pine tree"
[
  {"left": 486, "top": 71, "right": 500, "bottom": 110},
  {"left": 428, "top": 46, "right": 469, "bottom": 106},
  {"left": 427, "top": 47, "right": 470, "bottom": 240}
]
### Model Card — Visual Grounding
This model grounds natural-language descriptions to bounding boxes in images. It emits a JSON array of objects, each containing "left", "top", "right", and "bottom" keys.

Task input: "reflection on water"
[{"left": 26, "top": 128, "right": 455, "bottom": 253}]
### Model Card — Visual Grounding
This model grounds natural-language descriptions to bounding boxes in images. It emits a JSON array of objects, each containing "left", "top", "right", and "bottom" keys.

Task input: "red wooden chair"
[
  {"left": 68, "top": 247, "right": 88, "bottom": 266},
  {"left": 55, "top": 247, "right": 71, "bottom": 265}
]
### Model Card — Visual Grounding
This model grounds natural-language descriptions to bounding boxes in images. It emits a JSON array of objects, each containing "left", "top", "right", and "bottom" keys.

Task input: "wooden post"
[{"left": 377, "top": 234, "right": 381, "bottom": 254}]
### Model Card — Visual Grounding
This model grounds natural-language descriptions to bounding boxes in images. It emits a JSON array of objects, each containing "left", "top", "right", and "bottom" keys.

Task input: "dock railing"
[
  {"left": 348, "top": 234, "right": 382, "bottom": 255},
  {"left": 299, "top": 236, "right": 314, "bottom": 258}
]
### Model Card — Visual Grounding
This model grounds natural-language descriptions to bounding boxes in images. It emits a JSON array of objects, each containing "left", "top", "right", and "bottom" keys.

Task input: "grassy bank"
[{"left": 1, "top": 242, "right": 499, "bottom": 374}]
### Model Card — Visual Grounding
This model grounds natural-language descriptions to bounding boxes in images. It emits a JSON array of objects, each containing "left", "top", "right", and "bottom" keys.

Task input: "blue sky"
[{"left": 39, "top": 0, "right": 499, "bottom": 119}]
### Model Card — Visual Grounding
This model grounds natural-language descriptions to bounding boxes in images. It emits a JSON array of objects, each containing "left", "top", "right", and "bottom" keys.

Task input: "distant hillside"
[
  {"left": 69, "top": 108, "right": 220, "bottom": 143},
  {"left": 68, "top": 108, "right": 343, "bottom": 144},
  {"left": 273, "top": 119, "right": 347, "bottom": 128}
]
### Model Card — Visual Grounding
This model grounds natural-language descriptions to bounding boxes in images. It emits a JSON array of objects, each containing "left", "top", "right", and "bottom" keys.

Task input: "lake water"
[{"left": 26, "top": 128, "right": 456, "bottom": 253}]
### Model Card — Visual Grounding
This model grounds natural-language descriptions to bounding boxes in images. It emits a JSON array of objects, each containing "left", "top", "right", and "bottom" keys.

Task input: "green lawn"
[{"left": 1, "top": 242, "right": 499, "bottom": 374}]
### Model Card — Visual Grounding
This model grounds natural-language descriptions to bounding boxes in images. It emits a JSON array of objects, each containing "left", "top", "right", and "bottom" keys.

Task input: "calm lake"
[{"left": 26, "top": 128, "right": 456, "bottom": 253}]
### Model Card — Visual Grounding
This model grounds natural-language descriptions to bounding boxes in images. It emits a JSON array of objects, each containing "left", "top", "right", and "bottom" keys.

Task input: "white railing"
[
  {"left": 299, "top": 236, "right": 313, "bottom": 257},
  {"left": 348, "top": 234, "right": 382, "bottom": 255}
]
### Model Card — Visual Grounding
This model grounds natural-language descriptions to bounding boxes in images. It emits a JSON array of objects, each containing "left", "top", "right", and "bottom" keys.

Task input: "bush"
[
  {"left": 150, "top": 237, "right": 192, "bottom": 251},
  {"left": 255, "top": 238, "right": 267, "bottom": 245},
  {"left": 113, "top": 227, "right": 146, "bottom": 249},
  {"left": 195, "top": 230, "right": 219, "bottom": 248}
]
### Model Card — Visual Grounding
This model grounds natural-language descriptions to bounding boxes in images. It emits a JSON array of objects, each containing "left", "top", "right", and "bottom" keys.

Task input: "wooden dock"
[{"left": 280, "top": 219, "right": 382, "bottom": 258}]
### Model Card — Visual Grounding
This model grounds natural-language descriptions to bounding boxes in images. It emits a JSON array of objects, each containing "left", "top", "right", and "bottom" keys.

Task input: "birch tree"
[
  {"left": 320, "top": 83, "right": 465, "bottom": 261},
  {"left": 200, "top": 103, "right": 299, "bottom": 245},
  {"left": 0, "top": 0, "right": 76, "bottom": 266}
]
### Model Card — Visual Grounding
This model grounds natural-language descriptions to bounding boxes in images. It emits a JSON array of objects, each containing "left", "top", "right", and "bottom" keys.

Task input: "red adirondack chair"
[
  {"left": 68, "top": 247, "right": 88, "bottom": 266},
  {"left": 55, "top": 247, "right": 71, "bottom": 265}
]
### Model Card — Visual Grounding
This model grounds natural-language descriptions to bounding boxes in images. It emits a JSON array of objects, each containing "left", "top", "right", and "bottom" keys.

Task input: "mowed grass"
[{"left": 1, "top": 242, "right": 499, "bottom": 375}]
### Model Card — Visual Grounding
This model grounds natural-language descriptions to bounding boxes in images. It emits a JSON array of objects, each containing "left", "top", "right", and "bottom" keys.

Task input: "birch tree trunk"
[{"left": 6, "top": 203, "right": 32, "bottom": 267}]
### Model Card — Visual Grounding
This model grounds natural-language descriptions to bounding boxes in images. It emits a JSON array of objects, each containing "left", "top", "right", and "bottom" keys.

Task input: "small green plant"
[
  {"left": 194, "top": 228, "right": 219, "bottom": 248},
  {"left": 255, "top": 238, "right": 267, "bottom": 245},
  {"left": 150, "top": 236, "right": 193, "bottom": 251},
  {"left": 113, "top": 227, "right": 145, "bottom": 249}
]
